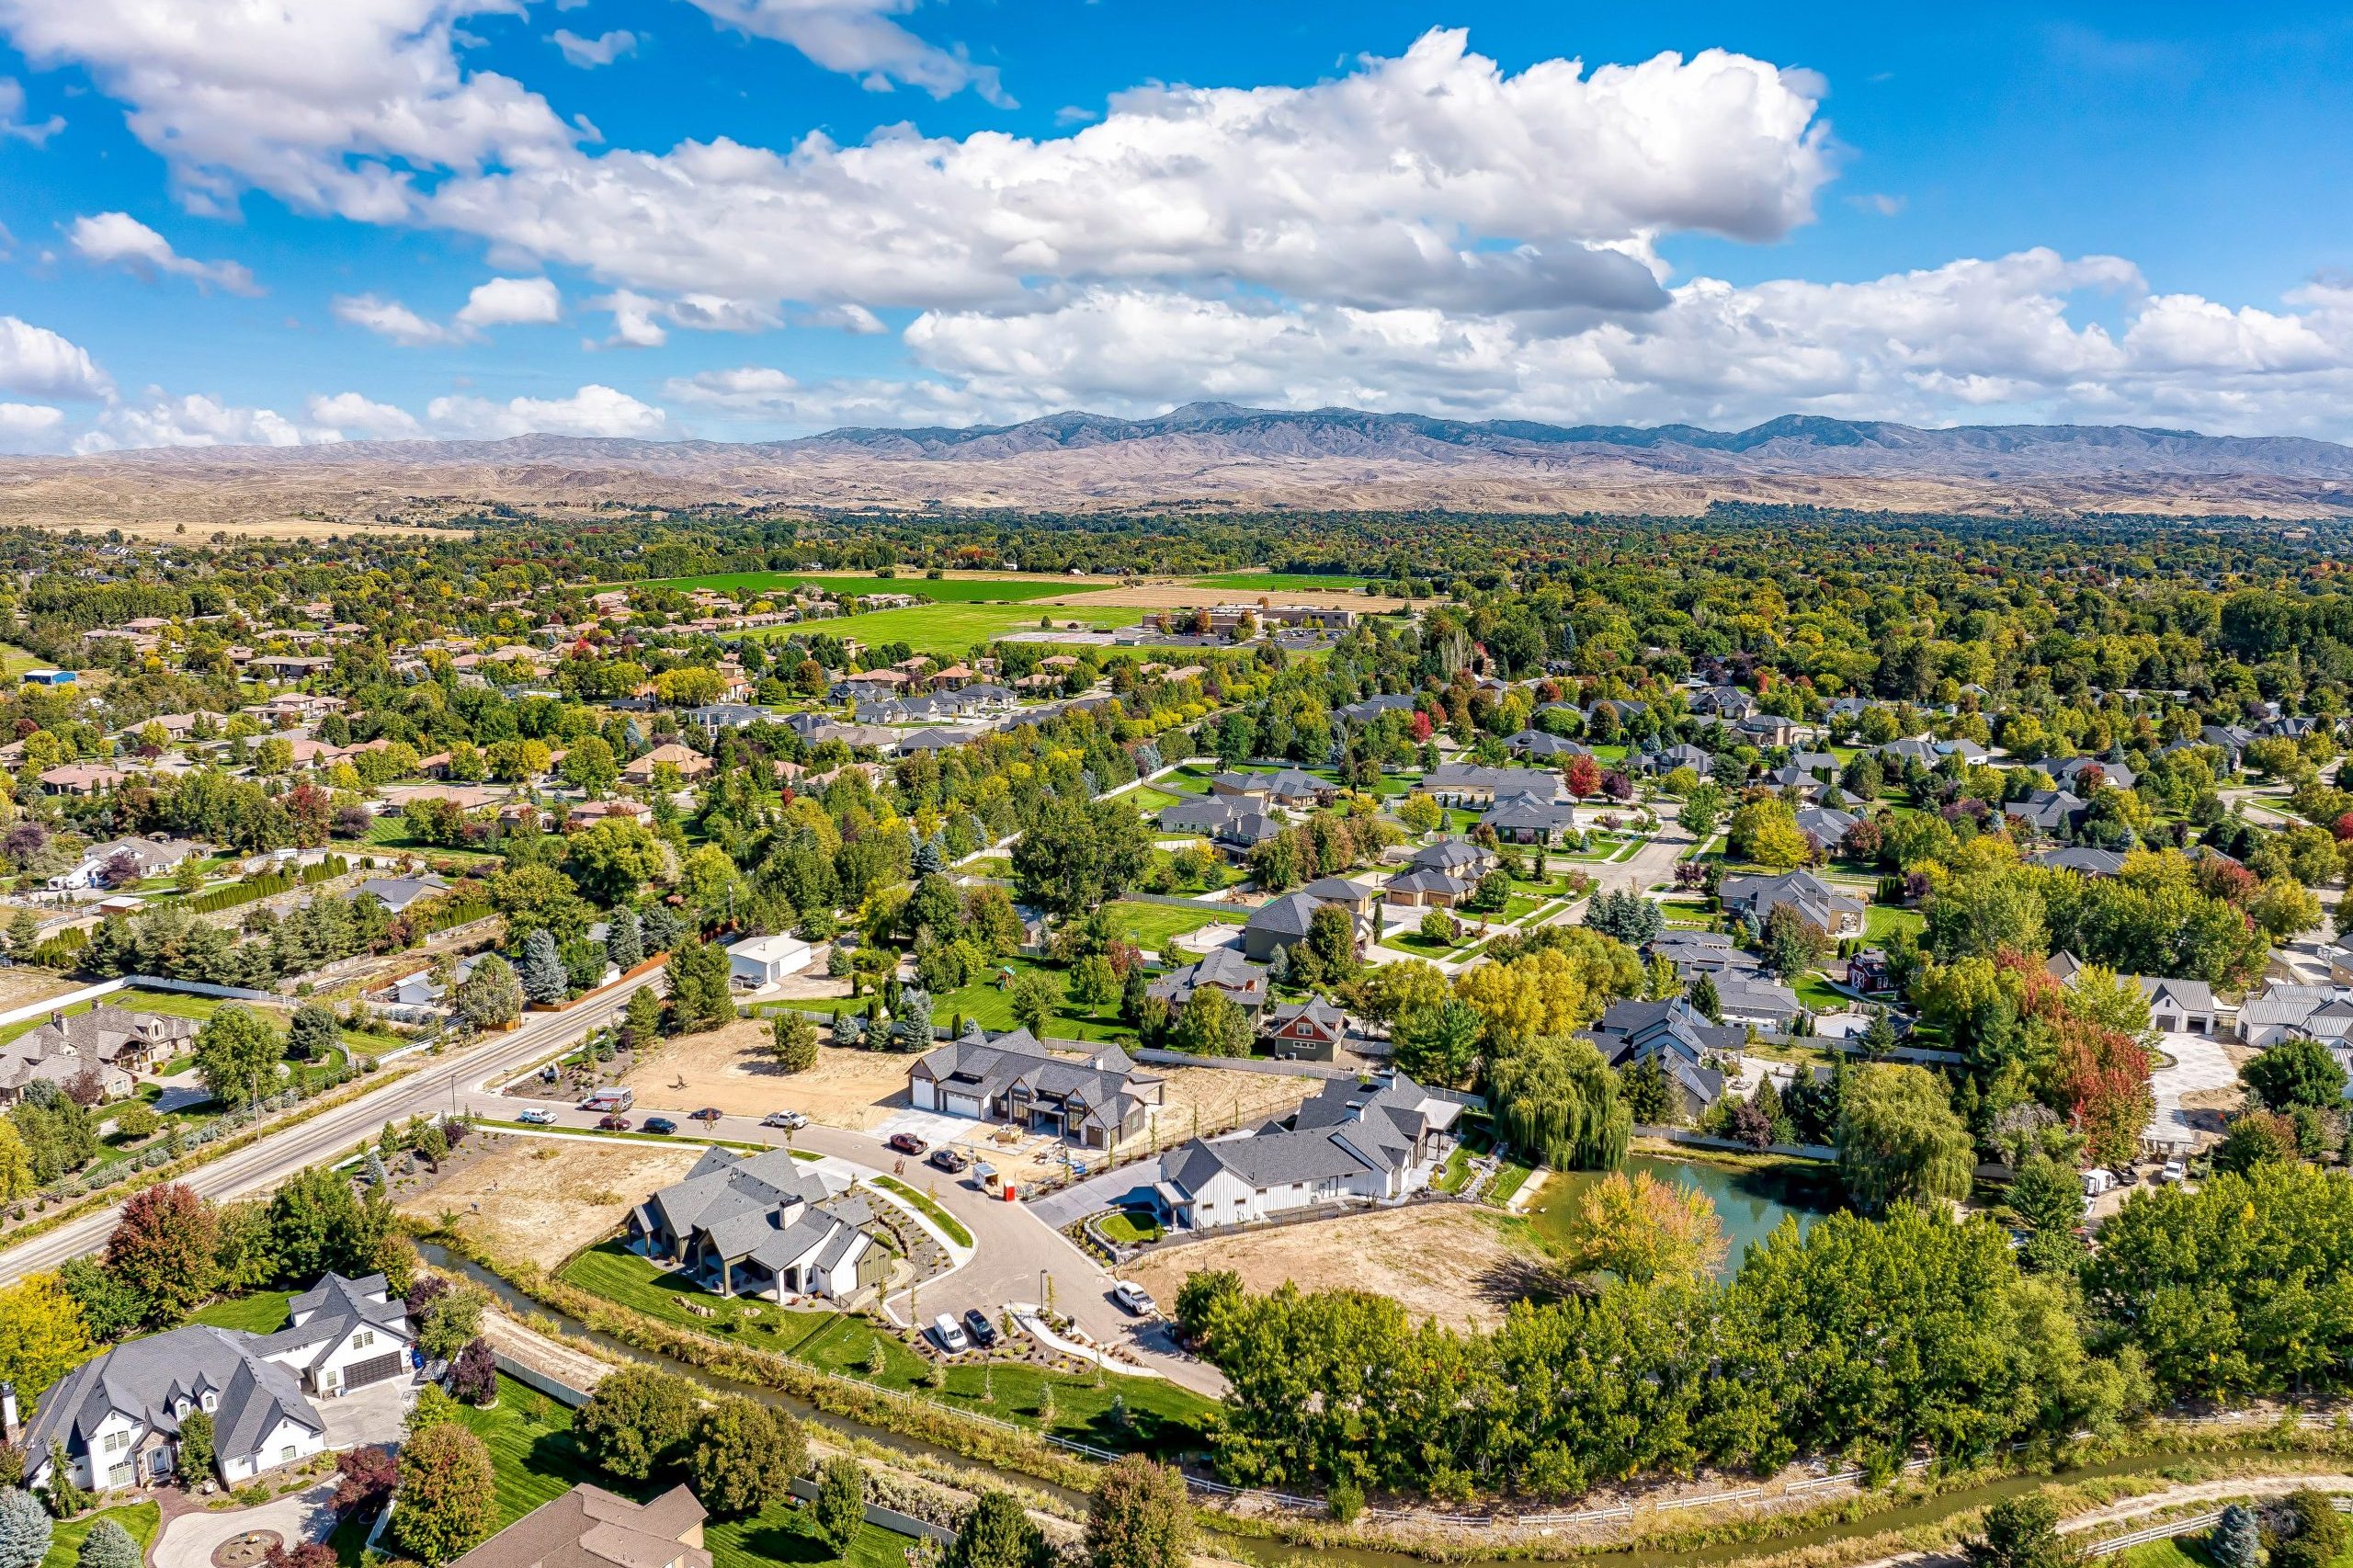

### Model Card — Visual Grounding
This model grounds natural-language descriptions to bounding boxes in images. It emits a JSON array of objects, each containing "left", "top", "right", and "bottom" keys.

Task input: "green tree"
[
  {"left": 1961, "top": 1495, "right": 2080, "bottom": 1568},
  {"left": 1727, "top": 799, "right": 1809, "bottom": 869},
  {"left": 0, "top": 1275, "right": 92, "bottom": 1408},
  {"left": 574, "top": 1365, "right": 700, "bottom": 1482},
  {"left": 287, "top": 1002, "right": 341, "bottom": 1061},
  {"left": 564, "top": 819, "right": 665, "bottom": 905},
  {"left": 104, "top": 1180, "right": 220, "bottom": 1325},
  {"left": 2241, "top": 1035, "right": 2349, "bottom": 1111},
  {"left": 813, "top": 1458, "right": 866, "bottom": 1556},
  {"left": 75, "top": 1520, "right": 140, "bottom": 1568},
  {"left": 1559, "top": 1169, "right": 1726, "bottom": 1283},
  {"left": 944, "top": 1492, "right": 1050, "bottom": 1568},
  {"left": 391, "top": 1424, "right": 498, "bottom": 1566},
  {"left": 1068, "top": 954, "right": 1120, "bottom": 1011},
  {"left": 688, "top": 1396, "right": 806, "bottom": 1516},
  {"left": 193, "top": 1005, "right": 284, "bottom": 1108},
  {"left": 416, "top": 1283, "right": 487, "bottom": 1363},
  {"left": 769, "top": 1010, "right": 820, "bottom": 1073},
  {"left": 1486, "top": 1035, "right": 1630, "bottom": 1171},
  {"left": 1392, "top": 1000, "right": 1481, "bottom": 1087},
  {"left": 455, "top": 954, "right": 523, "bottom": 1029},
  {"left": 175, "top": 1408, "right": 214, "bottom": 1483},
  {"left": 0, "top": 1484, "right": 51, "bottom": 1568},
  {"left": 1836, "top": 1064, "right": 1974, "bottom": 1213},
  {"left": 2213, "top": 1109, "right": 2300, "bottom": 1174},
  {"left": 2274, "top": 1489, "right": 2349, "bottom": 1568},
  {"left": 1009, "top": 796, "right": 1153, "bottom": 915},
  {"left": 518, "top": 927, "right": 569, "bottom": 1005},
  {"left": 665, "top": 938, "right": 734, "bottom": 1034},
  {"left": 1007, "top": 970, "right": 1061, "bottom": 1037},
  {"left": 1085, "top": 1455, "right": 1193, "bottom": 1568},
  {"left": 1172, "top": 987, "right": 1249, "bottom": 1058}
]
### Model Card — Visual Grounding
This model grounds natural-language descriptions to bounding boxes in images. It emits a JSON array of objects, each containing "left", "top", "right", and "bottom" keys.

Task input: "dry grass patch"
[
  {"left": 621, "top": 1025, "right": 913, "bottom": 1129},
  {"left": 399, "top": 1136, "right": 705, "bottom": 1267}
]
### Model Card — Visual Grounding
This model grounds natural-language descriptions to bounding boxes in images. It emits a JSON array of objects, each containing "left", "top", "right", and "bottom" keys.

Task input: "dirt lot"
[
  {"left": 0, "top": 970, "right": 93, "bottom": 1014},
  {"left": 1130, "top": 1205, "right": 1550, "bottom": 1331},
  {"left": 621, "top": 1024, "right": 912, "bottom": 1129},
  {"left": 1063, "top": 583, "right": 1409, "bottom": 612},
  {"left": 397, "top": 1133, "right": 705, "bottom": 1267},
  {"left": 1148, "top": 1065, "right": 1324, "bottom": 1143}
]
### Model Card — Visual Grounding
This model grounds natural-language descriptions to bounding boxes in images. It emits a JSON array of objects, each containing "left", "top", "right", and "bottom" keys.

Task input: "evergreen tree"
[
  {"left": 2210, "top": 1505, "right": 2261, "bottom": 1568},
  {"left": 75, "top": 1521, "right": 140, "bottom": 1568},
  {"left": 944, "top": 1492, "right": 1049, "bottom": 1568},
  {"left": 0, "top": 1483, "right": 51, "bottom": 1568},
  {"left": 605, "top": 909, "right": 643, "bottom": 971},
  {"left": 1688, "top": 971, "right": 1722, "bottom": 1022},
  {"left": 813, "top": 1459, "right": 865, "bottom": 1556},
  {"left": 639, "top": 903, "right": 684, "bottom": 955},
  {"left": 665, "top": 937, "right": 733, "bottom": 1033},
  {"left": 892, "top": 988, "right": 933, "bottom": 1051},
  {"left": 769, "top": 1011, "right": 819, "bottom": 1073},
  {"left": 620, "top": 985, "right": 662, "bottom": 1051},
  {"left": 519, "top": 928, "right": 569, "bottom": 1005},
  {"left": 175, "top": 1409, "right": 214, "bottom": 1483}
]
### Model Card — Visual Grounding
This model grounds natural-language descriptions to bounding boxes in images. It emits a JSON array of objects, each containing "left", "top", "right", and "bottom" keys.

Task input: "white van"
[{"left": 932, "top": 1312, "right": 970, "bottom": 1353}]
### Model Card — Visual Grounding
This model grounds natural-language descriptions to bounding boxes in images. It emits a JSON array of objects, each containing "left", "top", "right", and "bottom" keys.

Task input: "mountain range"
[{"left": 6, "top": 404, "right": 2352, "bottom": 532}]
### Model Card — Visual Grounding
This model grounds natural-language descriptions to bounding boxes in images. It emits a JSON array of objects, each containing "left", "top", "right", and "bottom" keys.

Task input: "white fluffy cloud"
[
  {"left": 67, "top": 211, "right": 261, "bottom": 294},
  {"left": 550, "top": 28, "right": 635, "bottom": 68},
  {"left": 424, "top": 383, "right": 669, "bottom": 437},
  {"left": 0, "top": 403, "right": 63, "bottom": 441},
  {"left": 455, "top": 276, "right": 562, "bottom": 329},
  {"left": 682, "top": 0, "right": 1006, "bottom": 105},
  {"left": 333, "top": 294, "right": 460, "bottom": 347},
  {"left": 0, "top": 75, "right": 61, "bottom": 142},
  {"left": 74, "top": 393, "right": 326, "bottom": 453},
  {"left": 0, "top": 315, "right": 108, "bottom": 400},
  {"left": 305, "top": 392, "right": 425, "bottom": 438}
]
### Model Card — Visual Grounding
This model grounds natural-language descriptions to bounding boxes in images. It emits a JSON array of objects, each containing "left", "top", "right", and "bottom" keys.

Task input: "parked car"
[
  {"left": 931, "top": 1312, "right": 970, "bottom": 1353},
  {"left": 888, "top": 1132, "right": 929, "bottom": 1156},
  {"left": 597, "top": 1115, "right": 631, "bottom": 1131},
  {"left": 971, "top": 1160, "right": 998, "bottom": 1189},
  {"left": 691, "top": 1108, "right": 723, "bottom": 1124},
  {"left": 762, "top": 1110, "right": 809, "bottom": 1130},
  {"left": 2159, "top": 1158, "right": 2188, "bottom": 1184},
  {"left": 642, "top": 1116, "right": 678, "bottom": 1135},
  {"left": 1111, "top": 1281, "right": 1157, "bottom": 1317},
  {"left": 516, "top": 1108, "right": 556, "bottom": 1125},
  {"left": 962, "top": 1309, "right": 997, "bottom": 1348},
  {"left": 929, "top": 1147, "right": 969, "bottom": 1173}
]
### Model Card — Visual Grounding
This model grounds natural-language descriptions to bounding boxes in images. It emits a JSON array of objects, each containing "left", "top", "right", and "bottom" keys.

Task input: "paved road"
[
  {"left": 457, "top": 1091, "right": 1226, "bottom": 1397},
  {"left": 0, "top": 966, "right": 670, "bottom": 1287}
]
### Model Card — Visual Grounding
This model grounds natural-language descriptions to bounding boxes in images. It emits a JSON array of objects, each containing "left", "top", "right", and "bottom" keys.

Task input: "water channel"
[{"left": 1520, "top": 1153, "right": 1845, "bottom": 1276}]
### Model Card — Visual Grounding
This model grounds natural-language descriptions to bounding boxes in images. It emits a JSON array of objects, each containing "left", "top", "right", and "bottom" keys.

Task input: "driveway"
[
  {"left": 153, "top": 1481, "right": 338, "bottom": 1568},
  {"left": 1028, "top": 1158, "right": 1166, "bottom": 1230},
  {"left": 319, "top": 1375, "right": 414, "bottom": 1450},
  {"left": 2147, "top": 1029, "right": 2238, "bottom": 1146}
]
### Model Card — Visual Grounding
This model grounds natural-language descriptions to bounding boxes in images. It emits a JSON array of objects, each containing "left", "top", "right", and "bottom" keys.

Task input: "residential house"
[
  {"left": 1717, "top": 869, "right": 1866, "bottom": 938},
  {"left": 1636, "top": 742, "right": 1716, "bottom": 779},
  {"left": 2035, "top": 846, "right": 2128, "bottom": 878},
  {"left": 47, "top": 836, "right": 206, "bottom": 892},
  {"left": 1156, "top": 1071, "right": 1460, "bottom": 1230},
  {"left": 624, "top": 1147, "right": 884, "bottom": 1303},
  {"left": 40, "top": 764, "right": 132, "bottom": 797},
  {"left": 1506, "top": 729, "right": 1587, "bottom": 762},
  {"left": 1146, "top": 948, "right": 1270, "bottom": 1016},
  {"left": 447, "top": 1483, "right": 710, "bottom": 1568},
  {"left": 1793, "top": 803, "right": 1862, "bottom": 854},
  {"left": 1584, "top": 998, "right": 1745, "bottom": 1119},
  {"left": 1482, "top": 790, "right": 1579, "bottom": 844},
  {"left": 2005, "top": 790, "right": 2089, "bottom": 838},
  {"left": 621, "top": 744, "right": 712, "bottom": 787},
  {"left": 1691, "top": 686, "right": 1757, "bottom": 720},
  {"left": 247, "top": 1272, "right": 415, "bottom": 1396},
  {"left": 1413, "top": 764, "right": 1567, "bottom": 808},
  {"left": 1336, "top": 694, "right": 1417, "bottom": 725},
  {"left": 1241, "top": 890, "right": 1362, "bottom": 963},
  {"left": 1734, "top": 713, "right": 1802, "bottom": 746},
  {"left": 906, "top": 1026, "right": 1161, "bottom": 1150},
  {"left": 1381, "top": 839, "right": 1493, "bottom": 909},
  {"left": 355, "top": 875, "right": 449, "bottom": 915},
  {"left": 568, "top": 799, "right": 655, "bottom": 830},
  {"left": 1156, "top": 796, "right": 1280, "bottom": 853},
  {"left": 1260, "top": 997, "right": 1349, "bottom": 1060},
  {"left": 12, "top": 1003, "right": 195, "bottom": 1079},
  {"left": 2052, "top": 756, "right": 2136, "bottom": 792}
]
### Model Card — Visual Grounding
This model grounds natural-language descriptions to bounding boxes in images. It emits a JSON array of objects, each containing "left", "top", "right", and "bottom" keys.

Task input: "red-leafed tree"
[
  {"left": 1563, "top": 755, "right": 1602, "bottom": 799},
  {"left": 105, "top": 1181, "right": 221, "bottom": 1326}
]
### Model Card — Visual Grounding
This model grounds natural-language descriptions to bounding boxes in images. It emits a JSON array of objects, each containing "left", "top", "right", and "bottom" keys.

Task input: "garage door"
[{"left": 344, "top": 1352, "right": 404, "bottom": 1389}]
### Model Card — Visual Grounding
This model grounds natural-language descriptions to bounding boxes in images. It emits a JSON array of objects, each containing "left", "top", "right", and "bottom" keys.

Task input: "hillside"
[{"left": 5, "top": 405, "right": 2352, "bottom": 529}]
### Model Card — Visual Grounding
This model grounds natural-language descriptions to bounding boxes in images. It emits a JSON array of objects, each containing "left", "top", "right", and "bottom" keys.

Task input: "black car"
[
  {"left": 928, "top": 1147, "right": 970, "bottom": 1174},
  {"left": 962, "top": 1308, "right": 998, "bottom": 1348},
  {"left": 642, "top": 1116, "right": 678, "bottom": 1135}
]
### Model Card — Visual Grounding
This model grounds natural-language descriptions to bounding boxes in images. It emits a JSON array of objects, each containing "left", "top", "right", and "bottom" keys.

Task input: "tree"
[
  {"left": 564, "top": 819, "right": 665, "bottom": 905},
  {"left": 2209, "top": 1504, "right": 2261, "bottom": 1568},
  {"left": 574, "top": 1365, "right": 700, "bottom": 1482},
  {"left": 560, "top": 735, "right": 620, "bottom": 796},
  {"left": 2274, "top": 1488, "right": 2350, "bottom": 1568},
  {"left": 287, "top": 1002, "right": 341, "bottom": 1061},
  {"left": 1836, "top": 1064, "right": 1973, "bottom": 1213},
  {"left": 665, "top": 938, "right": 734, "bottom": 1034},
  {"left": 1009, "top": 797, "right": 1152, "bottom": 915},
  {"left": 1680, "top": 782, "right": 1728, "bottom": 839},
  {"left": 194, "top": 1005, "right": 284, "bottom": 1107},
  {"left": 0, "top": 1486, "right": 51, "bottom": 1568},
  {"left": 0, "top": 1275, "right": 90, "bottom": 1411},
  {"left": 75, "top": 1521, "right": 140, "bottom": 1568},
  {"left": 2242, "top": 1035, "right": 2349, "bottom": 1111},
  {"left": 1172, "top": 987, "right": 1250, "bottom": 1058},
  {"left": 456, "top": 954, "right": 523, "bottom": 1029},
  {"left": 1961, "top": 1495, "right": 2080, "bottom": 1568},
  {"left": 1172, "top": 1269, "right": 1243, "bottom": 1351},
  {"left": 334, "top": 1445, "right": 396, "bottom": 1517},
  {"left": 105, "top": 1181, "right": 220, "bottom": 1325},
  {"left": 392, "top": 1424, "right": 498, "bottom": 1566},
  {"left": 265, "top": 1165, "right": 387, "bottom": 1284},
  {"left": 416, "top": 1282, "right": 487, "bottom": 1362},
  {"left": 2213, "top": 1109, "right": 2300, "bottom": 1174},
  {"left": 1760, "top": 904, "right": 1829, "bottom": 979},
  {"left": 1559, "top": 1169, "right": 1726, "bottom": 1283},
  {"left": 519, "top": 928, "right": 569, "bottom": 1005},
  {"left": 57, "top": 1258, "right": 143, "bottom": 1343},
  {"left": 1728, "top": 799, "right": 1809, "bottom": 869},
  {"left": 1085, "top": 1455, "right": 1193, "bottom": 1568},
  {"left": 1619, "top": 1056, "right": 1673, "bottom": 1124},
  {"left": 944, "top": 1491, "right": 1049, "bottom": 1568},
  {"left": 1585, "top": 888, "right": 1664, "bottom": 946},
  {"left": 1486, "top": 1035, "right": 1630, "bottom": 1171},
  {"left": 172, "top": 1405, "right": 216, "bottom": 1484},
  {"left": 813, "top": 1458, "right": 865, "bottom": 1556},
  {"left": 688, "top": 1396, "right": 806, "bottom": 1516},
  {"left": 769, "top": 1011, "right": 819, "bottom": 1073},
  {"left": 1069, "top": 954, "right": 1120, "bottom": 1011},
  {"left": 605, "top": 908, "right": 644, "bottom": 971},
  {"left": 449, "top": 1338, "right": 496, "bottom": 1404},
  {"left": 1008, "top": 970, "right": 1061, "bottom": 1037},
  {"left": 1392, "top": 999, "right": 1482, "bottom": 1087},
  {"left": 620, "top": 984, "right": 662, "bottom": 1051}
]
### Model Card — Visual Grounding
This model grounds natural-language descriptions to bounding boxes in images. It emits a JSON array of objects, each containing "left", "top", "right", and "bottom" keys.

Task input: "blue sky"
[{"left": 2, "top": 0, "right": 2352, "bottom": 451}]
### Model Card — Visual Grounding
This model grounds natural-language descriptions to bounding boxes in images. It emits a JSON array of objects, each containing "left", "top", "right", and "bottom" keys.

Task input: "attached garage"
[{"left": 341, "top": 1351, "right": 404, "bottom": 1390}]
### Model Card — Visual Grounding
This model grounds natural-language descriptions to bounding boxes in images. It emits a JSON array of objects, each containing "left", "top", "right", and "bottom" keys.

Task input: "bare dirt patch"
[
  {"left": 1062, "top": 582, "right": 1408, "bottom": 612},
  {"left": 621, "top": 1025, "right": 911, "bottom": 1130},
  {"left": 0, "top": 970, "right": 96, "bottom": 1014},
  {"left": 1129, "top": 1205, "right": 1550, "bottom": 1331},
  {"left": 397, "top": 1133, "right": 705, "bottom": 1268},
  {"left": 1148, "top": 1066, "right": 1324, "bottom": 1144}
]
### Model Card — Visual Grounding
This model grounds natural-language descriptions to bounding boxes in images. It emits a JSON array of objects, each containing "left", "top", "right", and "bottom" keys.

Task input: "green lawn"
[
  {"left": 1188, "top": 572, "right": 1374, "bottom": 592},
  {"left": 1099, "top": 900, "right": 1240, "bottom": 949},
  {"left": 1123, "top": 785, "right": 1185, "bottom": 814},
  {"left": 459, "top": 1375, "right": 913, "bottom": 1568},
  {"left": 626, "top": 570, "right": 1088, "bottom": 604},
  {"left": 803, "top": 957, "right": 1134, "bottom": 1043},
  {"left": 961, "top": 856, "right": 1013, "bottom": 877},
  {"left": 42, "top": 1503, "right": 159, "bottom": 1568},
  {"left": 874, "top": 1176, "right": 973, "bottom": 1247},
  {"left": 1864, "top": 904, "right": 1926, "bottom": 943},
  {"left": 1097, "top": 1209, "right": 1164, "bottom": 1244},
  {"left": 0, "top": 985, "right": 233, "bottom": 1049},
  {"left": 756, "top": 602, "right": 1145, "bottom": 660},
  {"left": 558, "top": 1246, "right": 1213, "bottom": 1453},
  {"left": 1793, "top": 974, "right": 1847, "bottom": 1017},
  {"left": 191, "top": 1289, "right": 294, "bottom": 1333}
]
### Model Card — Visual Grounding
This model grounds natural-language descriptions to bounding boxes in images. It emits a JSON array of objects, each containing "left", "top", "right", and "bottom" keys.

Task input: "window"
[
  {"left": 102, "top": 1431, "right": 129, "bottom": 1454},
  {"left": 352, "top": 1331, "right": 373, "bottom": 1350},
  {"left": 200, "top": 1393, "right": 216, "bottom": 1413},
  {"left": 279, "top": 1446, "right": 297, "bottom": 1465}
]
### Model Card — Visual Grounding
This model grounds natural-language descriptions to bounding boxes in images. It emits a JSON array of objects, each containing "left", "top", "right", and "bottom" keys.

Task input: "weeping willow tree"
[{"left": 1485, "top": 1035, "right": 1630, "bottom": 1171}]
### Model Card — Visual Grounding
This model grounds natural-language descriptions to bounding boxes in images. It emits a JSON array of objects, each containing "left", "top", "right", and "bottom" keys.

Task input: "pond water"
[{"left": 1521, "top": 1153, "right": 1845, "bottom": 1276}]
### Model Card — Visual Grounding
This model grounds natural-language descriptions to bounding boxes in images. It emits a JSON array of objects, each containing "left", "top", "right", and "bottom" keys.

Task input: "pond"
[{"left": 1521, "top": 1152, "right": 1845, "bottom": 1276}]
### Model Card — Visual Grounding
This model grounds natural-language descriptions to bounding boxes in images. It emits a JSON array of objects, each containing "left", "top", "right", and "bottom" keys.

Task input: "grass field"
[
  {"left": 1100, "top": 900, "right": 1241, "bottom": 949},
  {"left": 558, "top": 1246, "right": 1214, "bottom": 1453},
  {"left": 803, "top": 956, "right": 1133, "bottom": 1043},
  {"left": 757, "top": 602, "right": 1144, "bottom": 660},
  {"left": 41, "top": 1503, "right": 159, "bottom": 1568},
  {"left": 1865, "top": 904, "right": 1926, "bottom": 943},
  {"left": 458, "top": 1373, "right": 912, "bottom": 1568},
  {"left": 630, "top": 571, "right": 1087, "bottom": 604},
  {"left": 190, "top": 1289, "right": 294, "bottom": 1333}
]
